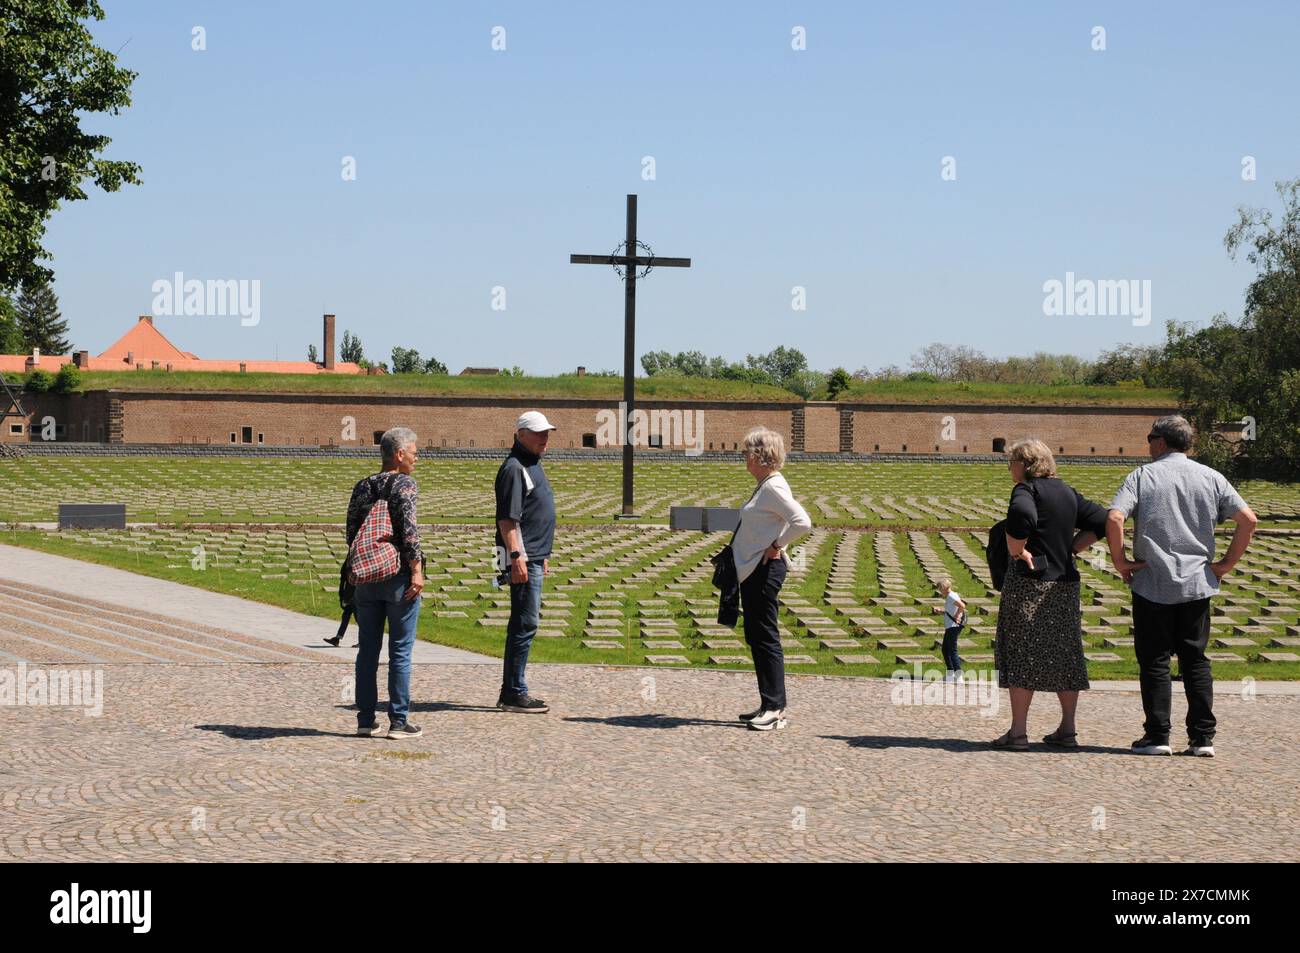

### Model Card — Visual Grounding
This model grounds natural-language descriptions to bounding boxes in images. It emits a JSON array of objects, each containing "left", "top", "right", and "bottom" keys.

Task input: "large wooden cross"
[{"left": 571, "top": 194, "right": 690, "bottom": 518}]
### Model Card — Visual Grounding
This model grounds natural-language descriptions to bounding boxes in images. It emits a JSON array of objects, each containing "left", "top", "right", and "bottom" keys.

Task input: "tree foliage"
[
  {"left": 15, "top": 279, "right": 69, "bottom": 353},
  {"left": 0, "top": 0, "right": 141, "bottom": 290}
]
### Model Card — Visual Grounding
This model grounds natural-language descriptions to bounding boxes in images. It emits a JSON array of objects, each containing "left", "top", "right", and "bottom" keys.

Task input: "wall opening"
[{"left": 992, "top": 437, "right": 1007, "bottom": 453}]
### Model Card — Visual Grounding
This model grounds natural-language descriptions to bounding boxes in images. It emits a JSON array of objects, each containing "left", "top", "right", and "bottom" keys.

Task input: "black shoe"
[
  {"left": 1131, "top": 735, "right": 1172, "bottom": 755},
  {"left": 739, "top": 707, "right": 763, "bottom": 722},
  {"left": 356, "top": 722, "right": 381, "bottom": 737},
  {"left": 388, "top": 721, "right": 423, "bottom": 739},
  {"left": 498, "top": 692, "right": 549, "bottom": 714},
  {"left": 325, "top": 634, "right": 343, "bottom": 647}
]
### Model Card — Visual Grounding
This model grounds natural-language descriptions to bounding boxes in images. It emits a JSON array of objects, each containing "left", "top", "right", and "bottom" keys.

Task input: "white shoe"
[
  {"left": 748, "top": 708, "right": 787, "bottom": 731},
  {"left": 1184, "top": 744, "right": 1215, "bottom": 758}
]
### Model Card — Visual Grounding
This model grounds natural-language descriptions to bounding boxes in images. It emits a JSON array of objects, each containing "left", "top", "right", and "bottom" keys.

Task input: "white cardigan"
[{"left": 732, "top": 472, "right": 813, "bottom": 584}]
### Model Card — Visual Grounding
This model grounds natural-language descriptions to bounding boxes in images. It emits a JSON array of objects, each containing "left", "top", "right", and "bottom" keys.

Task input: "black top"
[
  {"left": 494, "top": 440, "right": 556, "bottom": 560},
  {"left": 1005, "top": 477, "right": 1108, "bottom": 583}
]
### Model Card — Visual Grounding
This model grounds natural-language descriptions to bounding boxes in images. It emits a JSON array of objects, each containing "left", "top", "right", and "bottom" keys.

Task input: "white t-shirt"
[{"left": 943, "top": 591, "right": 964, "bottom": 626}]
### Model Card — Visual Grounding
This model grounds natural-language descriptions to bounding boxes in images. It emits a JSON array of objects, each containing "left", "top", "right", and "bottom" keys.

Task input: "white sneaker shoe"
[
  {"left": 748, "top": 708, "right": 787, "bottom": 731},
  {"left": 1184, "top": 744, "right": 1215, "bottom": 758}
]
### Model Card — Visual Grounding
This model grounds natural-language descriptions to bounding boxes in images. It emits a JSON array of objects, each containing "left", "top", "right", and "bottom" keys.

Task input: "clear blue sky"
[{"left": 45, "top": 1, "right": 1300, "bottom": 373}]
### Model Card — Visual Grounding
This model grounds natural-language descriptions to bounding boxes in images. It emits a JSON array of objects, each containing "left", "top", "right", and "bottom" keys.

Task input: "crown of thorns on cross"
[{"left": 610, "top": 239, "right": 656, "bottom": 280}]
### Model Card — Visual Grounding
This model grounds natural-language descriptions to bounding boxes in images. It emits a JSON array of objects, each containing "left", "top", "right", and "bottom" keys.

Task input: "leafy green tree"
[
  {"left": 1157, "top": 179, "right": 1300, "bottom": 477},
  {"left": 826, "top": 367, "right": 851, "bottom": 399},
  {"left": 423, "top": 355, "right": 448, "bottom": 374},
  {"left": 747, "top": 346, "right": 808, "bottom": 388},
  {"left": 23, "top": 368, "right": 54, "bottom": 392},
  {"left": 0, "top": 1, "right": 141, "bottom": 291},
  {"left": 15, "top": 280, "right": 70, "bottom": 353},
  {"left": 640, "top": 350, "right": 671, "bottom": 375},
  {"left": 340, "top": 330, "right": 364, "bottom": 363},
  {"left": 390, "top": 346, "right": 422, "bottom": 374},
  {"left": 0, "top": 293, "right": 23, "bottom": 352},
  {"left": 52, "top": 361, "right": 80, "bottom": 393},
  {"left": 307, "top": 344, "right": 318, "bottom": 363}
]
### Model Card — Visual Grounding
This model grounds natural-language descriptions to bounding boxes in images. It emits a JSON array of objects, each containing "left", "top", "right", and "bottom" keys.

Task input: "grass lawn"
[
  {"left": 71, "top": 370, "right": 798, "bottom": 401},
  {"left": 4, "top": 457, "right": 1299, "bottom": 525},
  {"left": 7, "top": 523, "right": 1297, "bottom": 681},
  {"left": 60, "top": 370, "right": 1180, "bottom": 406}
]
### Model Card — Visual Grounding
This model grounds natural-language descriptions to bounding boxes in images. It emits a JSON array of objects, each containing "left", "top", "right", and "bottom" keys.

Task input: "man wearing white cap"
[{"left": 494, "top": 411, "right": 558, "bottom": 713}]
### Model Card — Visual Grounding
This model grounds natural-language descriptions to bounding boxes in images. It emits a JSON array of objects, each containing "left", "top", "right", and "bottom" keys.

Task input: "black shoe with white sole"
[
  {"left": 747, "top": 709, "right": 787, "bottom": 731},
  {"left": 498, "top": 692, "right": 549, "bottom": 714},
  {"left": 1183, "top": 743, "right": 1215, "bottom": 757},
  {"left": 738, "top": 707, "right": 763, "bottom": 722},
  {"left": 356, "top": 722, "right": 381, "bottom": 737},
  {"left": 1131, "top": 735, "right": 1172, "bottom": 755},
  {"left": 388, "top": 722, "right": 423, "bottom": 739}
]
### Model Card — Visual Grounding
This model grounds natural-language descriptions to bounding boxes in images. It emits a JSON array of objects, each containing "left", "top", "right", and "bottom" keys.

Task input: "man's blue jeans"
[
  {"left": 354, "top": 571, "right": 420, "bottom": 727},
  {"left": 503, "top": 560, "right": 544, "bottom": 696}
]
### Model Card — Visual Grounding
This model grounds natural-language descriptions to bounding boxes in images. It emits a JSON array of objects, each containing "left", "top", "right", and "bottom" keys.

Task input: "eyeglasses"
[{"left": 1146, "top": 434, "right": 1160, "bottom": 442}]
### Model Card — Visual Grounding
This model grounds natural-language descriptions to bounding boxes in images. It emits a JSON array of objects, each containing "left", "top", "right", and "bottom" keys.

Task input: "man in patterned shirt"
[{"left": 347, "top": 426, "right": 425, "bottom": 739}]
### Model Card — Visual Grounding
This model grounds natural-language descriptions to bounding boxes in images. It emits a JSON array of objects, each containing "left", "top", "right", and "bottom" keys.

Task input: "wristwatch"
[{"left": 510, "top": 550, "right": 521, "bottom": 560}]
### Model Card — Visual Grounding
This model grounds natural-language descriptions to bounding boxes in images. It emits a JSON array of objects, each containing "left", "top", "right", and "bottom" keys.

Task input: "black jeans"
[
  {"left": 740, "top": 557, "right": 788, "bottom": 710},
  {"left": 1132, "top": 592, "right": 1215, "bottom": 745}
]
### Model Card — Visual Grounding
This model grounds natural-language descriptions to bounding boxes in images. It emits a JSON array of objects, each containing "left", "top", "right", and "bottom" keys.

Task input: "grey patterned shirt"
[{"left": 1109, "top": 453, "right": 1248, "bottom": 605}]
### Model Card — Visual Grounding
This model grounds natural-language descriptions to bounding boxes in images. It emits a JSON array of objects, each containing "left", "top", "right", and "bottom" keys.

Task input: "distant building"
[
  {"left": 0, "top": 314, "right": 362, "bottom": 375},
  {"left": 459, "top": 367, "right": 500, "bottom": 376}
]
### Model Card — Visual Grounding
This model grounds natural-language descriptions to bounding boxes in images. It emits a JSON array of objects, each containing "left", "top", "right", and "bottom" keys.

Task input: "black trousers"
[
  {"left": 740, "top": 557, "right": 788, "bottom": 710},
  {"left": 1132, "top": 592, "right": 1215, "bottom": 745}
]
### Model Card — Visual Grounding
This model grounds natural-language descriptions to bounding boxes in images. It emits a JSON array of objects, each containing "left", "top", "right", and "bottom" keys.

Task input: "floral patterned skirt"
[{"left": 995, "top": 560, "right": 1090, "bottom": 692}]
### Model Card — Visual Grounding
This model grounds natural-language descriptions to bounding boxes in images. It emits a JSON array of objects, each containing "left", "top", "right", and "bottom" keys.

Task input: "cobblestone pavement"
[{"left": 2, "top": 660, "right": 1296, "bottom": 862}]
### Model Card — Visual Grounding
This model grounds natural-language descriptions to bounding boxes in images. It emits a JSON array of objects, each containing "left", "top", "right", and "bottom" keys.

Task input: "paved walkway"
[
  {"left": 0, "top": 544, "right": 491, "bottom": 664},
  {"left": 1, "top": 659, "right": 1297, "bottom": 861}
]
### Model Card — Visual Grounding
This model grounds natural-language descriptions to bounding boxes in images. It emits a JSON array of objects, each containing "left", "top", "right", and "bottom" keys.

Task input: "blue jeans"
[
  {"left": 942, "top": 625, "right": 964, "bottom": 673},
  {"left": 503, "top": 560, "right": 545, "bottom": 696},
  {"left": 354, "top": 571, "right": 420, "bottom": 727}
]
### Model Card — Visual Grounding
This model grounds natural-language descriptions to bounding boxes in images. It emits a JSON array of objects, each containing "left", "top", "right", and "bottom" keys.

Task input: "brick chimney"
[
  {"left": 139, "top": 314, "right": 153, "bottom": 326},
  {"left": 323, "top": 314, "right": 336, "bottom": 370},
  {"left": 74, "top": 350, "right": 89, "bottom": 368},
  {"left": 577, "top": 366, "right": 587, "bottom": 377}
]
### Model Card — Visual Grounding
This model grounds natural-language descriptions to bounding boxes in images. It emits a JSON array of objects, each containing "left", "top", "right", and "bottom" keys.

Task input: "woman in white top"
[{"left": 733, "top": 426, "right": 813, "bottom": 731}]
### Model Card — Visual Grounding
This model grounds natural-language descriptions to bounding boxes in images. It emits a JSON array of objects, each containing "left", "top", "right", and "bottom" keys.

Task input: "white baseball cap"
[{"left": 516, "top": 411, "right": 557, "bottom": 432}]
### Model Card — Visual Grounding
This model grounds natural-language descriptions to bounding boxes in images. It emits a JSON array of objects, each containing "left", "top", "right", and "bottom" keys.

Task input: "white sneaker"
[
  {"left": 748, "top": 709, "right": 787, "bottom": 731},
  {"left": 1184, "top": 744, "right": 1215, "bottom": 758}
]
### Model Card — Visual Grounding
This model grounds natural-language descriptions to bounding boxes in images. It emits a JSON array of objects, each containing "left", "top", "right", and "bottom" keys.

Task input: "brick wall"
[
  {"left": 114, "top": 392, "right": 800, "bottom": 452},
  {"left": 0, "top": 391, "right": 110, "bottom": 444},
  {"left": 2, "top": 388, "right": 1178, "bottom": 458},
  {"left": 848, "top": 404, "right": 1174, "bottom": 456},
  {"left": 802, "top": 402, "right": 841, "bottom": 452}
]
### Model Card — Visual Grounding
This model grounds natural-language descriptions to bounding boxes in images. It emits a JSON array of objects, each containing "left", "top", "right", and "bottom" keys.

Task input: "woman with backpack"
[
  {"left": 991, "top": 439, "right": 1109, "bottom": 751},
  {"left": 345, "top": 426, "right": 425, "bottom": 740}
]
